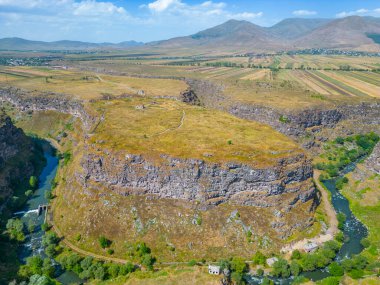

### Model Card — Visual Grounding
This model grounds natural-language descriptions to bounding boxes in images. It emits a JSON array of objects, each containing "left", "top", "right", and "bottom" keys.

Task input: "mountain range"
[{"left": 1, "top": 16, "right": 380, "bottom": 53}]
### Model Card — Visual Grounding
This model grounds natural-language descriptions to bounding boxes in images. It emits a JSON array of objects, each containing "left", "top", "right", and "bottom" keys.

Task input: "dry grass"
[
  {"left": 90, "top": 97, "right": 303, "bottom": 167},
  {"left": 0, "top": 66, "right": 187, "bottom": 101}
]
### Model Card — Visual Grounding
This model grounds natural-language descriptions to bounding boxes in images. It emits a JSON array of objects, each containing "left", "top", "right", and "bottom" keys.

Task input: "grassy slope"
[{"left": 90, "top": 97, "right": 303, "bottom": 167}]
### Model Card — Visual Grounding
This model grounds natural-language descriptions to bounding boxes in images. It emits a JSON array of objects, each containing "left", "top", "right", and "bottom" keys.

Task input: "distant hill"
[
  {"left": 267, "top": 18, "right": 333, "bottom": 39},
  {"left": 2, "top": 16, "right": 380, "bottom": 53},
  {"left": 0, "top": 37, "right": 144, "bottom": 51},
  {"left": 152, "top": 16, "right": 380, "bottom": 53},
  {"left": 293, "top": 16, "right": 380, "bottom": 51}
]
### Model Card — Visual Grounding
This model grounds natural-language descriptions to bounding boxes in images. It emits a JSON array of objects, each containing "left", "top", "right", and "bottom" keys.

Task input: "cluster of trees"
[
  {"left": 205, "top": 62, "right": 245, "bottom": 68},
  {"left": 218, "top": 257, "right": 248, "bottom": 285},
  {"left": 6, "top": 219, "right": 26, "bottom": 242},
  {"left": 316, "top": 133, "right": 379, "bottom": 179},
  {"left": 18, "top": 256, "right": 55, "bottom": 281},
  {"left": 58, "top": 253, "right": 135, "bottom": 281}
]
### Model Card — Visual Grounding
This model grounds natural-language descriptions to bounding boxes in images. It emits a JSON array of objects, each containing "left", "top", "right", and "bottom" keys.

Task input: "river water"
[
  {"left": 14, "top": 148, "right": 82, "bottom": 284},
  {"left": 248, "top": 163, "right": 368, "bottom": 284}
]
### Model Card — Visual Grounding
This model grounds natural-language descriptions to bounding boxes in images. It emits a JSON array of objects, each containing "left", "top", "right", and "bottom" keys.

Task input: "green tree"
[
  {"left": 290, "top": 261, "right": 301, "bottom": 276},
  {"left": 252, "top": 251, "right": 266, "bottom": 266},
  {"left": 119, "top": 262, "right": 135, "bottom": 275},
  {"left": 107, "top": 263, "right": 120, "bottom": 278},
  {"left": 231, "top": 272, "right": 245, "bottom": 285},
  {"left": 42, "top": 258, "right": 55, "bottom": 278},
  {"left": 6, "top": 218, "right": 25, "bottom": 241},
  {"left": 360, "top": 238, "right": 370, "bottom": 248},
  {"left": 141, "top": 254, "right": 155, "bottom": 271},
  {"left": 291, "top": 250, "right": 301, "bottom": 260},
  {"left": 98, "top": 236, "right": 111, "bottom": 249},
  {"left": 28, "top": 274, "right": 54, "bottom": 285},
  {"left": 45, "top": 244, "right": 56, "bottom": 258},
  {"left": 272, "top": 258, "right": 290, "bottom": 278},
  {"left": 25, "top": 190, "right": 34, "bottom": 197},
  {"left": 231, "top": 257, "right": 248, "bottom": 274},
  {"left": 29, "top": 176, "right": 38, "bottom": 188},
  {"left": 328, "top": 262, "right": 344, "bottom": 276}
]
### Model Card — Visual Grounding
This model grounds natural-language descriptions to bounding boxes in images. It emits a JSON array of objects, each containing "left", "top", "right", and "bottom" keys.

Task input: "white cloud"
[
  {"left": 0, "top": 0, "right": 264, "bottom": 42},
  {"left": 292, "top": 10, "right": 317, "bottom": 16},
  {"left": 335, "top": 8, "right": 379, "bottom": 18},
  {"left": 148, "top": 0, "right": 181, "bottom": 12}
]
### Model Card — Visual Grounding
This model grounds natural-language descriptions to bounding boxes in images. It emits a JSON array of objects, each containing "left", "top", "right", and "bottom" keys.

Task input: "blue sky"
[{"left": 1, "top": 0, "right": 380, "bottom": 42}]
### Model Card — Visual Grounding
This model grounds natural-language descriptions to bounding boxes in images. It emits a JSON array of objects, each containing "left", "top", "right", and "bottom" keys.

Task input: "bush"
[
  {"left": 271, "top": 258, "right": 290, "bottom": 278},
  {"left": 98, "top": 236, "right": 111, "bottom": 249},
  {"left": 231, "top": 272, "right": 244, "bottom": 285},
  {"left": 25, "top": 190, "right": 34, "bottom": 197},
  {"left": 256, "top": 268, "right": 264, "bottom": 276},
  {"left": 188, "top": 259, "right": 197, "bottom": 266},
  {"left": 107, "top": 263, "right": 120, "bottom": 279},
  {"left": 107, "top": 249, "right": 114, "bottom": 255},
  {"left": 141, "top": 254, "right": 155, "bottom": 271},
  {"left": 119, "top": 262, "right": 135, "bottom": 275},
  {"left": 337, "top": 212, "right": 346, "bottom": 230},
  {"left": 41, "top": 223, "right": 51, "bottom": 231},
  {"left": 290, "top": 261, "right": 301, "bottom": 276},
  {"left": 328, "top": 262, "right": 344, "bottom": 276},
  {"left": 316, "top": 276, "right": 341, "bottom": 285},
  {"left": 348, "top": 269, "right": 364, "bottom": 279},
  {"left": 6, "top": 218, "right": 25, "bottom": 242},
  {"left": 335, "top": 232, "right": 344, "bottom": 243},
  {"left": 291, "top": 250, "right": 301, "bottom": 260},
  {"left": 29, "top": 176, "right": 38, "bottom": 188},
  {"left": 360, "top": 238, "right": 370, "bottom": 248},
  {"left": 231, "top": 257, "right": 248, "bottom": 274},
  {"left": 252, "top": 251, "right": 266, "bottom": 266}
]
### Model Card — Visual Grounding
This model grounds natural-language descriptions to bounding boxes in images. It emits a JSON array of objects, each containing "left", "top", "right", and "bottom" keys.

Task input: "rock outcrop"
[
  {"left": 81, "top": 148, "right": 316, "bottom": 213},
  {"left": 366, "top": 143, "right": 380, "bottom": 174},
  {"left": 0, "top": 114, "right": 36, "bottom": 204}
]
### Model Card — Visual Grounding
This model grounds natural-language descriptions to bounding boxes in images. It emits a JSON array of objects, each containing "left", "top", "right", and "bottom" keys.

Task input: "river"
[
  {"left": 14, "top": 146, "right": 82, "bottom": 284},
  {"left": 248, "top": 162, "right": 368, "bottom": 284}
]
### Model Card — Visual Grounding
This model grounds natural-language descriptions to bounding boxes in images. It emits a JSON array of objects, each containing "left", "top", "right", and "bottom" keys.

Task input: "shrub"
[
  {"left": 141, "top": 254, "right": 155, "bottom": 271},
  {"left": 279, "top": 115, "right": 290, "bottom": 123},
  {"left": 6, "top": 218, "right": 25, "bottom": 242},
  {"left": 252, "top": 251, "right": 266, "bottom": 266},
  {"left": 98, "top": 236, "right": 111, "bottom": 249},
  {"left": 107, "top": 249, "right": 114, "bottom": 255},
  {"left": 107, "top": 263, "right": 120, "bottom": 278},
  {"left": 271, "top": 258, "right": 290, "bottom": 278},
  {"left": 25, "top": 190, "right": 34, "bottom": 197},
  {"left": 231, "top": 257, "right": 248, "bottom": 274},
  {"left": 360, "top": 238, "right": 370, "bottom": 248},
  {"left": 328, "top": 262, "right": 344, "bottom": 276},
  {"left": 335, "top": 232, "right": 344, "bottom": 243},
  {"left": 337, "top": 212, "right": 346, "bottom": 230},
  {"left": 256, "top": 268, "right": 264, "bottom": 276},
  {"left": 290, "top": 261, "right": 301, "bottom": 276},
  {"left": 348, "top": 269, "right": 364, "bottom": 279},
  {"left": 291, "top": 250, "right": 301, "bottom": 260},
  {"left": 29, "top": 176, "right": 38, "bottom": 188},
  {"left": 231, "top": 272, "right": 244, "bottom": 285},
  {"left": 188, "top": 259, "right": 197, "bottom": 266}
]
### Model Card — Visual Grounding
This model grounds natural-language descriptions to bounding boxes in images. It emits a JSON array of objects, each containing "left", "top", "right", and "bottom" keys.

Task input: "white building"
[
  {"left": 266, "top": 257, "right": 279, "bottom": 267},
  {"left": 208, "top": 265, "right": 221, "bottom": 275}
]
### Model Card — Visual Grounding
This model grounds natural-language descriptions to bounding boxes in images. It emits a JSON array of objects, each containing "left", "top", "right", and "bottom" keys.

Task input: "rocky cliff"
[
  {"left": 366, "top": 143, "right": 380, "bottom": 174},
  {"left": 0, "top": 114, "right": 36, "bottom": 204},
  {"left": 81, "top": 147, "right": 316, "bottom": 213}
]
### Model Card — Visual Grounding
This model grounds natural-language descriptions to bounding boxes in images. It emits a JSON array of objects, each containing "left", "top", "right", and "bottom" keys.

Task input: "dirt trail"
[
  {"left": 281, "top": 170, "right": 338, "bottom": 254},
  {"left": 152, "top": 109, "right": 185, "bottom": 137},
  {"left": 52, "top": 223, "right": 128, "bottom": 264}
]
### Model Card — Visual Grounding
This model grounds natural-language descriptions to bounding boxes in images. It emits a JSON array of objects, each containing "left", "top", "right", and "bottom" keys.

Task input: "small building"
[
  {"left": 208, "top": 265, "right": 221, "bottom": 275},
  {"left": 266, "top": 257, "right": 279, "bottom": 267},
  {"left": 304, "top": 242, "right": 319, "bottom": 253}
]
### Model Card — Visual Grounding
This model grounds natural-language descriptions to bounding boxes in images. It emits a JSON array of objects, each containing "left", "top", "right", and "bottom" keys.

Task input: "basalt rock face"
[
  {"left": 81, "top": 148, "right": 316, "bottom": 213},
  {"left": 0, "top": 114, "right": 35, "bottom": 203},
  {"left": 0, "top": 87, "right": 95, "bottom": 131},
  {"left": 366, "top": 143, "right": 380, "bottom": 174},
  {"left": 230, "top": 103, "right": 380, "bottom": 138}
]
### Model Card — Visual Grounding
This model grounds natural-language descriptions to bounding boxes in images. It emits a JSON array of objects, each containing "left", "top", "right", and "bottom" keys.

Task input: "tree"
[
  {"left": 42, "top": 232, "right": 59, "bottom": 247},
  {"left": 291, "top": 250, "right": 301, "bottom": 260},
  {"left": 93, "top": 264, "right": 105, "bottom": 280},
  {"left": 290, "top": 261, "right": 301, "bottom": 276},
  {"left": 98, "top": 236, "right": 111, "bottom": 249},
  {"left": 231, "top": 271, "right": 244, "bottom": 285},
  {"left": 360, "top": 238, "right": 370, "bottom": 248},
  {"left": 252, "top": 251, "right": 266, "bottom": 266},
  {"left": 28, "top": 220, "right": 36, "bottom": 233},
  {"left": 261, "top": 277, "right": 274, "bottom": 285},
  {"left": 107, "top": 263, "right": 120, "bottom": 278},
  {"left": 6, "top": 218, "right": 25, "bottom": 241},
  {"left": 231, "top": 257, "right": 248, "bottom": 274},
  {"left": 45, "top": 244, "right": 56, "bottom": 258},
  {"left": 119, "top": 262, "right": 135, "bottom": 275},
  {"left": 141, "top": 254, "right": 155, "bottom": 271},
  {"left": 271, "top": 258, "right": 290, "bottom": 278},
  {"left": 29, "top": 176, "right": 38, "bottom": 189},
  {"left": 42, "top": 258, "right": 55, "bottom": 278},
  {"left": 328, "top": 262, "right": 344, "bottom": 276},
  {"left": 28, "top": 274, "right": 54, "bottom": 285},
  {"left": 135, "top": 242, "right": 150, "bottom": 257},
  {"left": 25, "top": 190, "right": 34, "bottom": 197},
  {"left": 80, "top": 256, "right": 94, "bottom": 271},
  {"left": 26, "top": 256, "right": 44, "bottom": 276}
]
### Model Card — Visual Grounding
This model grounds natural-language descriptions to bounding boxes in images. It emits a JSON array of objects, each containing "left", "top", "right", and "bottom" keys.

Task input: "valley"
[{"left": 0, "top": 12, "right": 379, "bottom": 285}]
